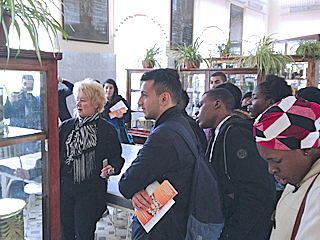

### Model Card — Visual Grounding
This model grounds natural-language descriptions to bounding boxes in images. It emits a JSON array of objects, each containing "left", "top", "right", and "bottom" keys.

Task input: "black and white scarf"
[{"left": 65, "top": 112, "right": 100, "bottom": 183}]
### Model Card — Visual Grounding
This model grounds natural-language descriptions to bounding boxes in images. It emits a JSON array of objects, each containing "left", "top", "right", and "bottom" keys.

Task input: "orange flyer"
[
  {"left": 108, "top": 107, "right": 127, "bottom": 119},
  {"left": 135, "top": 180, "right": 178, "bottom": 233}
]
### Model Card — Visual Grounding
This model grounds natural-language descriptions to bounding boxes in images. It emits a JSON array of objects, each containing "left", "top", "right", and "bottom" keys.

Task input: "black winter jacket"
[
  {"left": 205, "top": 115, "right": 277, "bottom": 240},
  {"left": 119, "top": 106, "right": 197, "bottom": 240}
]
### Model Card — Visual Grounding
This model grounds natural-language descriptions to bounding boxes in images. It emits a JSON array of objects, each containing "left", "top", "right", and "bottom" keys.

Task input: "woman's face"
[
  {"left": 104, "top": 83, "right": 114, "bottom": 100},
  {"left": 76, "top": 91, "right": 98, "bottom": 118},
  {"left": 257, "top": 145, "right": 314, "bottom": 186},
  {"left": 247, "top": 87, "right": 273, "bottom": 118}
]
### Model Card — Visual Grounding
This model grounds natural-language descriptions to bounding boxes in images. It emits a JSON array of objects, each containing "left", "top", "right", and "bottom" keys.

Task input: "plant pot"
[
  {"left": 220, "top": 52, "right": 230, "bottom": 58},
  {"left": 0, "top": 13, "right": 11, "bottom": 46},
  {"left": 142, "top": 60, "right": 155, "bottom": 68},
  {"left": 186, "top": 59, "right": 200, "bottom": 69}
]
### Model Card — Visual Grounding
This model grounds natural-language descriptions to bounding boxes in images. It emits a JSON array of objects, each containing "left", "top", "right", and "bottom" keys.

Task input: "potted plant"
[
  {"left": 217, "top": 38, "right": 234, "bottom": 58},
  {"left": 236, "top": 34, "right": 294, "bottom": 75},
  {"left": 296, "top": 40, "right": 320, "bottom": 60},
  {"left": 142, "top": 45, "right": 161, "bottom": 68},
  {"left": 0, "top": 0, "right": 71, "bottom": 65},
  {"left": 170, "top": 37, "right": 209, "bottom": 69}
]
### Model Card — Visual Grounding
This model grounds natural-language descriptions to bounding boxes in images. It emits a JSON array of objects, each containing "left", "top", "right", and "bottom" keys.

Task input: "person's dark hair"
[
  {"left": 242, "top": 91, "right": 252, "bottom": 101},
  {"left": 296, "top": 87, "right": 320, "bottom": 105},
  {"left": 179, "top": 89, "right": 190, "bottom": 109},
  {"left": 257, "top": 75, "right": 292, "bottom": 103},
  {"left": 215, "top": 82, "right": 242, "bottom": 109},
  {"left": 22, "top": 74, "right": 34, "bottom": 81},
  {"left": 140, "top": 68, "right": 182, "bottom": 104},
  {"left": 205, "top": 88, "right": 235, "bottom": 112},
  {"left": 103, "top": 79, "right": 119, "bottom": 103},
  {"left": 211, "top": 72, "right": 227, "bottom": 83}
]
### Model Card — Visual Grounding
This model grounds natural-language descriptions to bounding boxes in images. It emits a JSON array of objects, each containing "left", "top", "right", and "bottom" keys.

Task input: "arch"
[{"left": 115, "top": 14, "right": 168, "bottom": 39}]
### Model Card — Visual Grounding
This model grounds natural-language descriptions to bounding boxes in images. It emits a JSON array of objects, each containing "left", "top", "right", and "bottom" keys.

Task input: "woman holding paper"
[
  {"left": 102, "top": 79, "right": 133, "bottom": 143},
  {"left": 59, "top": 79, "right": 124, "bottom": 240}
]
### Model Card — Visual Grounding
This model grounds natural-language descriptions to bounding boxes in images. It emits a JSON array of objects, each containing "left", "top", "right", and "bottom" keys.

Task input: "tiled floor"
[{"left": 23, "top": 195, "right": 133, "bottom": 240}]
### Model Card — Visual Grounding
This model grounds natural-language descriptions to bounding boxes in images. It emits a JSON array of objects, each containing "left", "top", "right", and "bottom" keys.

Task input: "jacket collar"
[{"left": 153, "top": 106, "right": 180, "bottom": 129}]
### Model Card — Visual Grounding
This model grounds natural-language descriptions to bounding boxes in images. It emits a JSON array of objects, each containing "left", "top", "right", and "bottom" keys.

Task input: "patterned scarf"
[
  {"left": 65, "top": 112, "right": 100, "bottom": 183},
  {"left": 254, "top": 96, "right": 320, "bottom": 150}
]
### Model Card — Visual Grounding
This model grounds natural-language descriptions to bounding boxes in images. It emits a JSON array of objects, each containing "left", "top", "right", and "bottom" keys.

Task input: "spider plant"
[
  {"left": 236, "top": 34, "right": 294, "bottom": 75},
  {"left": 170, "top": 37, "right": 209, "bottom": 70},
  {"left": 296, "top": 40, "right": 320, "bottom": 60},
  {"left": 0, "top": 0, "right": 72, "bottom": 65},
  {"left": 143, "top": 44, "right": 161, "bottom": 68}
]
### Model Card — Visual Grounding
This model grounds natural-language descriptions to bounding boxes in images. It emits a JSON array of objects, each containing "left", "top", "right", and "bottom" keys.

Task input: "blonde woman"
[{"left": 59, "top": 79, "right": 124, "bottom": 240}]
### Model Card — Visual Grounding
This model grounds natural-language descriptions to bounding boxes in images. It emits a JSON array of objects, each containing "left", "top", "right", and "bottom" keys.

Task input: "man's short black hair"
[
  {"left": 211, "top": 72, "right": 227, "bottom": 83},
  {"left": 22, "top": 74, "right": 34, "bottom": 81},
  {"left": 179, "top": 89, "right": 190, "bottom": 109},
  {"left": 140, "top": 68, "right": 182, "bottom": 104},
  {"left": 205, "top": 88, "right": 235, "bottom": 112}
]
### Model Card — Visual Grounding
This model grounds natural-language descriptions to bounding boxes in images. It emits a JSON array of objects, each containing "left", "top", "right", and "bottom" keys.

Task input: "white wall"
[{"left": 268, "top": 0, "right": 320, "bottom": 40}]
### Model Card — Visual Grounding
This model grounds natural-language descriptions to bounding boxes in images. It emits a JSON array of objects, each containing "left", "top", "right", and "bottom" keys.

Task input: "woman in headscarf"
[
  {"left": 59, "top": 79, "right": 124, "bottom": 240},
  {"left": 254, "top": 96, "right": 320, "bottom": 240},
  {"left": 102, "top": 79, "right": 132, "bottom": 144}
]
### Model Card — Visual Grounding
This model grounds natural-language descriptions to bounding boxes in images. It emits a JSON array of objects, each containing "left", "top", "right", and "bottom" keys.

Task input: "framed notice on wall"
[
  {"left": 62, "top": 0, "right": 109, "bottom": 44},
  {"left": 171, "top": 0, "right": 194, "bottom": 47}
]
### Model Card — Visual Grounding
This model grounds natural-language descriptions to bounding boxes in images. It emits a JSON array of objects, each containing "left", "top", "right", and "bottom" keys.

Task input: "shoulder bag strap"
[{"left": 290, "top": 172, "right": 320, "bottom": 240}]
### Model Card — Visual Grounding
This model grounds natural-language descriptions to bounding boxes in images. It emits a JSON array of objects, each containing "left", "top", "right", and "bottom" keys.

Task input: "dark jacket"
[
  {"left": 102, "top": 95, "right": 131, "bottom": 129},
  {"left": 205, "top": 115, "right": 276, "bottom": 240},
  {"left": 181, "top": 109, "right": 207, "bottom": 153},
  {"left": 59, "top": 116, "right": 124, "bottom": 200},
  {"left": 119, "top": 106, "right": 197, "bottom": 240},
  {"left": 58, "top": 80, "right": 74, "bottom": 121},
  {"left": 4, "top": 91, "right": 40, "bottom": 129}
]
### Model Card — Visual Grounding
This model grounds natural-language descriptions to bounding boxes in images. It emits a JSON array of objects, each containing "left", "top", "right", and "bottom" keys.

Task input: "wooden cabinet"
[{"left": 0, "top": 47, "right": 60, "bottom": 239}]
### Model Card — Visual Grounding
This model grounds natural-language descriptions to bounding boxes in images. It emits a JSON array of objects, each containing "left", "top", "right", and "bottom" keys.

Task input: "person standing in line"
[
  {"left": 102, "top": 79, "right": 133, "bottom": 144},
  {"left": 119, "top": 68, "right": 198, "bottom": 239},
  {"left": 59, "top": 79, "right": 124, "bottom": 240},
  {"left": 196, "top": 88, "right": 277, "bottom": 240},
  {"left": 210, "top": 72, "right": 228, "bottom": 89},
  {"left": 254, "top": 96, "right": 320, "bottom": 240},
  {"left": 58, "top": 76, "right": 74, "bottom": 122}
]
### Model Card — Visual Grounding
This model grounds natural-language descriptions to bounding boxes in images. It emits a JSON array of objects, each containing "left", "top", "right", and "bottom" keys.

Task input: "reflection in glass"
[
  {"left": 0, "top": 141, "right": 42, "bottom": 238},
  {"left": 1, "top": 71, "right": 43, "bottom": 133}
]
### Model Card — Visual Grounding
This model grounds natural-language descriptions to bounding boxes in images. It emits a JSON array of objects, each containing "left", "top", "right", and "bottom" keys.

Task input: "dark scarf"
[{"left": 65, "top": 112, "right": 100, "bottom": 183}]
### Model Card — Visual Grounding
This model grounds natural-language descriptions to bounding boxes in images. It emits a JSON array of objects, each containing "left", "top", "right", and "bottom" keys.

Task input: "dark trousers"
[{"left": 60, "top": 181, "right": 106, "bottom": 240}]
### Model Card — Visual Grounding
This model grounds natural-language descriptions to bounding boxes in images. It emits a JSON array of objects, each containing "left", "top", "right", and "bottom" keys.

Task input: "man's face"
[
  {"left": 196, "top": 94, "right": 217, "bottom": 129},
  {"left": 21, "top": 79, "right": 34, "bottom": 92},
  {"left": 138, "top": 80, "right": 161, "bottom": 120},
  {"left": 247, "top": 87, "right": 273, "bottom": 118},
  {"left": 210, "top": 76, "right": 224, "bottom": 89},
  {"left": 257, "top": 144, "right": 313, "bottom": 186}
]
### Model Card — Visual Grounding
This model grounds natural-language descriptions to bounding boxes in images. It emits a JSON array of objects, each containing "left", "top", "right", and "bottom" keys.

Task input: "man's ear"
[
  {"left": 159, "top": 92, "right": 171, "bottom": 106},
  {"left": 266, "top": 98, "right": 275, "bottom": 107},
  {"left": 213, "top": 99, "right": 222, "bottom": 109}
]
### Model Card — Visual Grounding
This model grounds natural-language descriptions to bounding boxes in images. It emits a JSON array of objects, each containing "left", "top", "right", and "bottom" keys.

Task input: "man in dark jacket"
[
  {"left": 119, "top": 69, "right": 197, "bottom": 240},
  {"left": 196, "top": 88, "right": 277, "bottom": 240},
  {"left": 58, "top": 76, "right": 74, "bottom": 121}
]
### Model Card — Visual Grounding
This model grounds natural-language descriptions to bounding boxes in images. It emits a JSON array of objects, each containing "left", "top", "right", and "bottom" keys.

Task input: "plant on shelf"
[
  {"left": 296, "top": 40, "right": 320, "bottom": 60},
  {"left": 217, "top": 38, "right": 234, "bottom": 57},
  {"left": 236, "top": 34, "right": 294, "bottom": 75},
  {"left": 142, "top": 45, "right": 161, "bottom": 68},
  {"left": 170, "top": 37, "right": 209, "bottom": 70},
  {"left": 0, "top": 0, "right": 72, "bottom": 65}
]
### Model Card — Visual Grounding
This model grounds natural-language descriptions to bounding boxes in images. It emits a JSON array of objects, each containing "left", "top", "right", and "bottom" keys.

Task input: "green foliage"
[
  {"left": 0, "top": 0, "right": 72, "bottom": 66},
  {"left": 296, "top": 40, "right": 320, "bottom": 60},
  {"left": 236, "top": 34, "right": 294, "bottom": 75},
  {"left": 217, "top": 38, "right": 234, "bottom": 55},
  {"left": 170, "top": 37, "right": 209, "bottom": 69},
  {"left": 144, "top": 44, "right": 161, "bottom": 67}
]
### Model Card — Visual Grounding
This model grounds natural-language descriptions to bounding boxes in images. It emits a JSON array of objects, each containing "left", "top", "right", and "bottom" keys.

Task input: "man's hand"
[
  {"left": 132, "top": 189, "right": 152, "bottom": 211},
  {"left": 57, "top": 75, "right": 64, "bottom": 83},
  {"left": 9, "top": 92, "right": 21, "bottom": 103},
  {"left": 15, "top": 168, "right": 30, "bottom": 180}
]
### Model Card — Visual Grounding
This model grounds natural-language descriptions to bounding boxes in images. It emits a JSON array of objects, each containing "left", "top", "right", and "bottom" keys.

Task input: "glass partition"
[{"left": 0, "top": 70, "right": 46, "bottom": 239}]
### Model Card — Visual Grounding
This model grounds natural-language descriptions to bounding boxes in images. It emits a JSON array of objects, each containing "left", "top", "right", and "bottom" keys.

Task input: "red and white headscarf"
[{"left": 254, "top": 96, "right": 320, "bottom": 150}]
